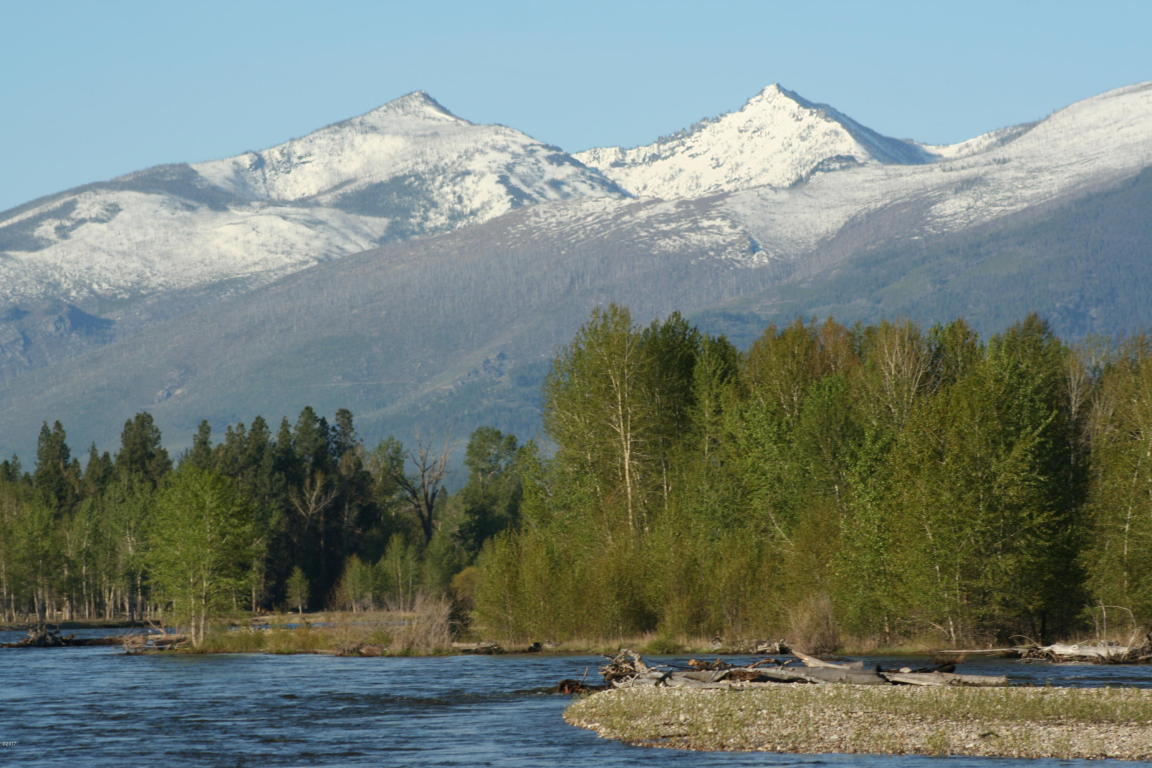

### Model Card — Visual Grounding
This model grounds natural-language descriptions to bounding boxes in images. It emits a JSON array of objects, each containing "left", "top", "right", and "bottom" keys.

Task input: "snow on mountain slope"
[
  {"left": 193, "top": 91, "right": 622, "bottom": 218},
  {"left": 2, "top": 81, "right": 1150, "bottom": 315},
  {"left": 575, "top": 84, "right": 934, "bottom": 199},
  {"left": 498, "top": 194, "right": 766, "bottom": 268},
  {"left": 916, "top": 122, "right": 1036, "bottom": 160},
  {"left": 0, "top": 92, "right": 625, "bottom": 304},
  {"left": 0, "top": 190, "right": 397, "bottom": 302},
  {"left": 720, "top": 81, "right": 1152, "bottom": 261}
]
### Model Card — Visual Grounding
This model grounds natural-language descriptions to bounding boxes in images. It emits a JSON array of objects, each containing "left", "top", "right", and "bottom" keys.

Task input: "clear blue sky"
[{"left": 3, "top": 0, "right": 1149, "bottom": 212}]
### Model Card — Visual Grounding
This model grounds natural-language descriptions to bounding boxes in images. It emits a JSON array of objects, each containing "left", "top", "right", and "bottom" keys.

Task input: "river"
[{"left": 1, "top": 629, "right": 1148, "bottom": 767}]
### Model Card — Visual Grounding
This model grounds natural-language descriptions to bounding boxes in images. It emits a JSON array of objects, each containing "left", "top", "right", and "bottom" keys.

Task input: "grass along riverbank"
[
  {"left": 184, "top": 621, "right": 781, "bottom": 656},
  {"left": 188, "top": 601, "right": 455, "bottom": 655},
  {"left": 565, "top": 684, "right": 1152, "bottom": 760}
]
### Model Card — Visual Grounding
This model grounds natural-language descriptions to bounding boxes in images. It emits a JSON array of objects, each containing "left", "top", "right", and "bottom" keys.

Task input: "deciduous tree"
[{"left": 148, "top": 467, "right": 255, "bottom": 646}]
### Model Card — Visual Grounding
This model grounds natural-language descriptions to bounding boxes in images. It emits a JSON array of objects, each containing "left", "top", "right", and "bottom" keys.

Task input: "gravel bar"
[{"left": 565, "top": 684, "right": 1152, "bottom": 760}]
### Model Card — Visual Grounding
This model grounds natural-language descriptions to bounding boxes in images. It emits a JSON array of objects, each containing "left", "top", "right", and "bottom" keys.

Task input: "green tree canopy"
[{"left": 147, "top": 467, "right": 255, "bottom": 646}]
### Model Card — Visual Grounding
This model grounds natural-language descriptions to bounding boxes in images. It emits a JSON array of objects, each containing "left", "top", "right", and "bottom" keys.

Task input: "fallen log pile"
[
  {"left": 1020, "top": 640, "right": 1152, "bottom": 664},
  {"left": 940, "top": 634, "right": 1152, "bottom": 664},
  {"left": 1, "top": 627, "right": 128, "bottom": 648},
  {"left": 121, "top": 632, "right": 188, "bottom": 651},
  {"left": 599, "top": 649, "right": 1008, "bottom": 689},
  {"left": 450, "top": 641, "right": 543, "bottom": 655}
]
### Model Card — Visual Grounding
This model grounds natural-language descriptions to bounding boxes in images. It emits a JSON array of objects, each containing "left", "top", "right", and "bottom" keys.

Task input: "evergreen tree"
[
  {"left": 81, "top": 444, "right": 114, "bottom": 499},
  {"left": 33, "top": 421, "right": 79, "bottom": 512},
  {"left": 293, "top": 406, "right": 331, "bottom": 474},
  {"left": 186, "top": 420, "right": 214, "bottom": 470},
  {"left": 0, "top": 456, "right": 22, "bottom": 484},
  {"left": 456, "top": 427, "right": 522, "bottom": 556},
  {"left": 115, "top": 412, "right": 171, "bottom": 488}
]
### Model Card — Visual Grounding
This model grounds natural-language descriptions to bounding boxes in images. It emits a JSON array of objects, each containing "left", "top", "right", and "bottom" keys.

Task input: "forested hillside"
[{"left": 3, "top": 308, "right": 1152, "bottom": 649}]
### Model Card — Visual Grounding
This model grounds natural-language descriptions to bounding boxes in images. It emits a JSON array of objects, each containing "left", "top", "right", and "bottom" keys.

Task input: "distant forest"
[{"left": 3, "top": 306, "right": 1152, "bottom": 649}]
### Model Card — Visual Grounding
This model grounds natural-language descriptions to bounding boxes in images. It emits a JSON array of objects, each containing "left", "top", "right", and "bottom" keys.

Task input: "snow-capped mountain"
[
  {"left": 0, "top": 91, "right": 625, "bottom": 305},
  {"left": 575, "top": 84, "right": 934, "bottom": 199},
  {"left": 717, "top": 81, "right": 1152, "bottom": 265},
  {"left": 192, "top": 91, "right": 622, "bottom": 219},
  {"left": 1, "top": 80, "right": 1152, "bottom": 459},
  {"left": 6, "top": 81, "right": 1148, "bottom": 314}
]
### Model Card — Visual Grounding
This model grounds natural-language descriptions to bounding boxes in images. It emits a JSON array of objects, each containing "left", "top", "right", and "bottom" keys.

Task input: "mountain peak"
[
  {"left": 360, "top": 90, "right": 463, "bottom": 125},
  {"left": 575, "top": 83, "right": 930, "bottom": 199},
  {"left": 750, "top": 82, "right": 792, "bottom": 100},
  {"left": 742, "top": 83, "right": 821, "bottom": 116}
]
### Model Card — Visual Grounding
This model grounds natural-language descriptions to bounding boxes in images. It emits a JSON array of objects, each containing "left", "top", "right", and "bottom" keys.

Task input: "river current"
[{"left": 1, "top": 628, "right": 1149, "bottom": 767}]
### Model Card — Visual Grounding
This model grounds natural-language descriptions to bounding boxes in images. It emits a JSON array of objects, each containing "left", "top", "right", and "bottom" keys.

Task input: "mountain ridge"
[
  {"left": 574, "top": 82, "right": 935, "bottom": 199},
  {"left": 1, "top": 80, "right": 1151, "bottom": 459},
  {"left": 5, "top": 81, "right": 1149, "bottom": 310},
  {"left": 0, "top": 90, "right": 627, "bottom": 309}
]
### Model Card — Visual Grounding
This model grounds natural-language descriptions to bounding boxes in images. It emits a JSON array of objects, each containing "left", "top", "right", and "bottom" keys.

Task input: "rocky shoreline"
[{"left": 565, "top": 685, "right": 1152, "bottom": 760}]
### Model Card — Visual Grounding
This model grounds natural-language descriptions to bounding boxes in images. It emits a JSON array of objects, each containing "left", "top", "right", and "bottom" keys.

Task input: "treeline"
[
  {"left": 0, "top": 408, "right": 525, "bottom": 638},
  {"left": 5, "top": 306, "right": 1152, "bottom": 649},
  {"left": 473, "top": 307, "right": 1152, "bottom": 648}
]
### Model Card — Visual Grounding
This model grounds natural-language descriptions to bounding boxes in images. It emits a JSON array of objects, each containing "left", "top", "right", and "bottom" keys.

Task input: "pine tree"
[
  {"left": 186, "top": 420, "right": 214, "bottom": 470},
  {"left": 33, "top": 421, "right": 79, "bottom": 512},
  {"left": 115, "top": 412, "right": 171, "bottom": 488},
  {"left": 456, "top": 427, "right": 522, "bottom": 556}
]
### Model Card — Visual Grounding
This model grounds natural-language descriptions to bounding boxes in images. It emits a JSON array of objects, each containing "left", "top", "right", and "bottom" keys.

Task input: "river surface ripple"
[{"left": 1, "top": 631, "right": 1149, "bottom": 767}]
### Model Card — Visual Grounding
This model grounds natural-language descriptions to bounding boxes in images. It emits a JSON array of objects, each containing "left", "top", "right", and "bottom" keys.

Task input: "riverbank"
[
  {"left": 565, "top": 685, "right": 1152, "bottom": 760},
  {"left": 0, "top": 614, "right": 977, "bottom": 657},
  {"left": 0, "top": 618, "right": 147, "bottom": 631}
]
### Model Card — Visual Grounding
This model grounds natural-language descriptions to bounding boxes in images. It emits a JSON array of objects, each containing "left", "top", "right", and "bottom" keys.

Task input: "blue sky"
[{"left": 3, "top": 0, "right": 1149, "bottom": 211}]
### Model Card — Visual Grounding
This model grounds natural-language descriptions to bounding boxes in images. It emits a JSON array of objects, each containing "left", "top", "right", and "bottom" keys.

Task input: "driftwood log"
[
  {"left": 1022, "top": 640, "right": 1152, "bottom": 664},
  {"left": 941, "top": 634, "right": 1152, "bottom": 664},
  {"left": 597, "top": 649, "right": 1008, "bottom": 689},
  {"left": 121, "top": 632, "right": 188, "bottom": 651},
  {"left": 1, "top": 627, "right": 131, "bottom": 648},
  {"left": 450, "top": 641, "right": 543, "bottom": 655},
  {"left": 553, "top": 679, "right": 608, "bottom": 694}
]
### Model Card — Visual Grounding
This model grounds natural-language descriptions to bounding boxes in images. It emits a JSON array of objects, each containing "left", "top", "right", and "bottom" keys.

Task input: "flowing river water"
[{"left": 2, "top": 628, "right": 1150, "bottom": 767}]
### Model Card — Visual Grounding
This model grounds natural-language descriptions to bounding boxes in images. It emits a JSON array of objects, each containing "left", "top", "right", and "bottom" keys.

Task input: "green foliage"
[
  {"left": 377, "top": 533, "right": 421, "bottom": 611},
  {"left": 33, "top": 420, "right": 79, "bottom": 512},
  {"left": 337, "top": 555, "right": 374, "bottom": 612},
  {"left": 0, "top": 405, "right": 501, "bottom": 626},
  {"left": 544, "top": 303, "right": 653, "bottom": 534},
  {"left": 880, "top": 317, "right": 1083, "bottom": 643},
  {"left": 7, "top": 490, "right": 60, "bottom": 623},
  {"left": 421, "top": 530, "right": 464, "bottom": 596},
  {"left": 286, "top": 566, "right": 309, "bottom": 614},
  {"left": 456, "top": 426, "right": 523, "bottom": 556},
  {"left": 474, "top": 306, "right": 1124, "bottom": 647},
  {"left": 1082, "top": 338, "right": 1152, "bottom": 626},
  {"left": 116, "top": 412, "right": 171, "bottom": 488},
  {"left": 147, "top": 467, "right": 256, "bottom": 645},
  {"left": 8, "top": 307, "right": 1152, "bottom": 650}
]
